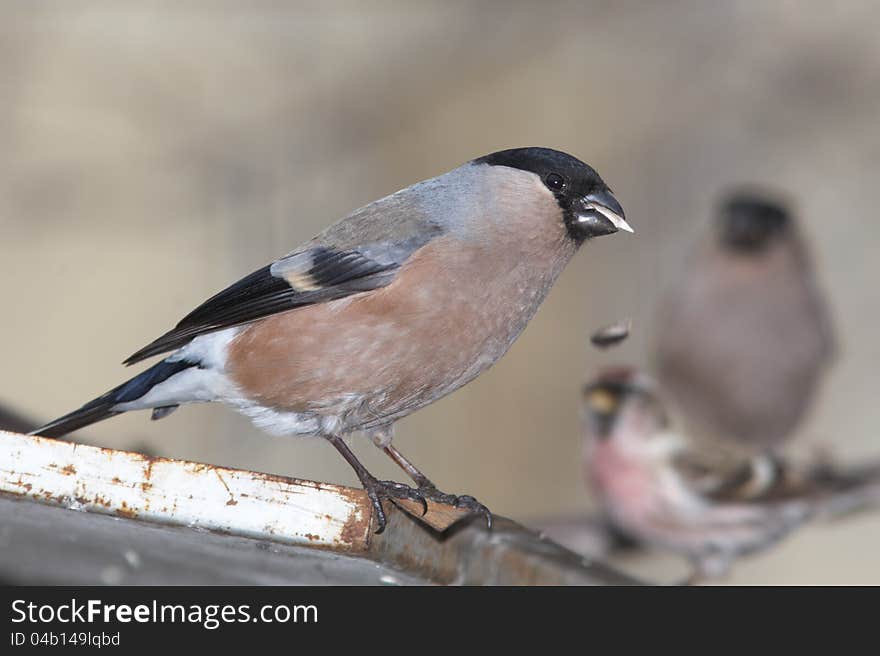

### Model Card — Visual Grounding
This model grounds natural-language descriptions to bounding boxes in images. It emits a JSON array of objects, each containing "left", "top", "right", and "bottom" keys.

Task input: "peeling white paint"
[{"left": 0, "top": 430, "right": 372, "bottom": 551}]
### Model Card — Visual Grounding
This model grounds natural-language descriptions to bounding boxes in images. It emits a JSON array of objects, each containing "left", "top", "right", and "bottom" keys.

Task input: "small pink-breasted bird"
[{"left": 582, "top": 368, "right": 880, "bottom": 581}]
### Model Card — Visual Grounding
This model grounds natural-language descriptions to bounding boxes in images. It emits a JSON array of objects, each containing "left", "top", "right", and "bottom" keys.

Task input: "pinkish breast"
[
  {"left": 227, "top": 233, "right": 574, "bottom": 431},
  {"left": 588, "top": 441, "right": 659, "bottom": 519}
]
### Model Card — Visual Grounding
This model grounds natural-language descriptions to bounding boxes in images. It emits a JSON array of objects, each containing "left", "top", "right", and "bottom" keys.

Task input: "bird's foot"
[
  {"left": 361, "top": 476, "right": 493, "bottom": 533},
  {"left": 414, "top": 484, "right": 493, "bottom": 530},
  {"left": 360, "top": 476, "right": 428, "bottom": 534}
]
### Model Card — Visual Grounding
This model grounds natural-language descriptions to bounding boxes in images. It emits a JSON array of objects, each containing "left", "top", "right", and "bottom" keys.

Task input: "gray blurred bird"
[
  {"left": 582, "top": 368, "right": 880, "bottom": 582},
  {"left": 654, "top": 191, "right": 835, "bottom": 450},
  {"left": 32, "top": 147, "right": 631, "bottom": 532}
]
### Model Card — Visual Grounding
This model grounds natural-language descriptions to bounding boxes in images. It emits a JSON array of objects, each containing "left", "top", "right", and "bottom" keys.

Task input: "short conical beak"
[{"left": 576, "top": 189, "right": 634, "bottom": 236}]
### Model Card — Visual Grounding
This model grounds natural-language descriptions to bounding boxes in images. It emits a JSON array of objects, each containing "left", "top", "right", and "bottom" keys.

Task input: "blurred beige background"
[{"left": 1, "top": 1, "right": 878, "bottom": 584}]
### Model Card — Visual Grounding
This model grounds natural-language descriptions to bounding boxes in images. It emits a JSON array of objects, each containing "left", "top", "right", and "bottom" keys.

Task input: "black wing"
[{"left": 124, "top": 246, "right": 399, "bottom": 365}]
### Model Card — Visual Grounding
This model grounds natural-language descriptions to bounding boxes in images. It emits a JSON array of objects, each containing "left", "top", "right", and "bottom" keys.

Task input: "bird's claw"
[
  {"left": 361, "top": 477, "right": 428, "bottom": 534},
  {"left": 414, "top": 485, "right": 493, "bottom": 530},
  {"left": 361, "top": 477, "right": 492, "bottom": 533}
]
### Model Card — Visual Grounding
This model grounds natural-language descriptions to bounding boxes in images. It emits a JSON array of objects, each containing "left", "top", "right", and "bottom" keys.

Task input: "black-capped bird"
[
  {"left": 33, "top": 147, "right": 632, "bottom": 532},
  {"left": 654, "top": 191, "right": 835, "bottom": 450}
]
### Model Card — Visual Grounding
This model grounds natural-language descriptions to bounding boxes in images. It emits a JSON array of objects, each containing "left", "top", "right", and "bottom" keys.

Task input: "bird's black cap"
[
  {"left": 719, "top": 191, "right": 791, "bottom": 253},
  {"left": 476, "top": 147, "right": 628, "bottom": 242},
  {"left": 476, "top": 147, "right": 601, "bottom": 184}
]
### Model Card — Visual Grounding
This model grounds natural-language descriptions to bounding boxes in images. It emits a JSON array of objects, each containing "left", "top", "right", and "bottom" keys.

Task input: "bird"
[
  {"left": 654, "top": 190, "right": 835, "bottom": 451},
  {"left": 31, "top": 147, "right": 632, "bottom": 533},
  {"left": 581, "top": 367, "right": 880, "bottom": 582}
]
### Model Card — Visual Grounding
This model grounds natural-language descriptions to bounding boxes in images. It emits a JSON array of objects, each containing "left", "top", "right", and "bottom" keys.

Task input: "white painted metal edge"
[{"left": 0, "top": 430, "right": 373, "bottom": 551}]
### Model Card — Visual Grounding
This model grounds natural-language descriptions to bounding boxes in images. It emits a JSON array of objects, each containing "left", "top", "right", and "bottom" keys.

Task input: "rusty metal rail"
[{"left": 0, "top": 430, "right": 637, "bottom": 585}]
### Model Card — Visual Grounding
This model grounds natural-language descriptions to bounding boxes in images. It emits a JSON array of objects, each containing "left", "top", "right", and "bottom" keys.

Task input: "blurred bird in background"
[
  {"left": 31, "top": 147, "right": 631, "bottom": 532},
  {"left": 582, "top": 368, "right": 880, "bottom": 582},
  {"left": 654, "top": 191, "right": 836, "bottom": 452}
]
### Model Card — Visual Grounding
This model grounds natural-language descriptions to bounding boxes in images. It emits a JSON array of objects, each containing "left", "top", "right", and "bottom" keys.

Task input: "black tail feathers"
[{"left": 31, "top": 359, "right": 196, "bottom": 439}]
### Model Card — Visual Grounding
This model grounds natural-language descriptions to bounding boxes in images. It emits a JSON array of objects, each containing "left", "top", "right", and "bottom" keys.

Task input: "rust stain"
[
  {"left": 60, "top": 464, "right": 77, "bottom": 476},
  {"left": 12, "top": 477, "right": 32, "bottom": 492},
  {"left": 89, "top": 494, "right": 112, "bottom": 508},
  {"left": 303, "top": 533, "right": 320, "bottom": 542},
  {"left": 140, "top": 481, "right": 152, "bottom": 493},
  {"left": 213, "top": 470, "right": 238, "bottom": 507},
  {"left": 71, "top": 494, "right": 97, "bottom": 508},
  {"left": 143, "top": 457, "right": 155, "bottom": 482},
  {"left": 339, "top": 503, "right": 373, "bottom": 550},
  {"left": 116, "top": 500, "right": 138, "bottom": 519},
  {"left": 330, "top": 485, "right": 372, "bottom": 550},
  {"left": 336, "top": 486, "right": 369, "bottom": 506},
  {"left": 111, "top": 476, "right": 123, "bottom": 485}
]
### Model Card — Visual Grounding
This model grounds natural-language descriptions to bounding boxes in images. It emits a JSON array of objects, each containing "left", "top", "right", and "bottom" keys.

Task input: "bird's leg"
[
  {"left": 375, "top": 438, "right": 493, "bottom": 530},
  {"left": 325, "top": 434, "right": 427, "bottom": 534},
  {"left": 382, "top": 443, "right": 436, "bottom": 488},
  {"left": 368, "top": 425, "right": 435, "bottom": 487}
]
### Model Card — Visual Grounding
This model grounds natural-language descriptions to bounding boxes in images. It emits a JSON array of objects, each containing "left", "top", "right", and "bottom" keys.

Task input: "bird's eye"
[{"left": 545, "top": 173, "right": 565, "bottom": 191}]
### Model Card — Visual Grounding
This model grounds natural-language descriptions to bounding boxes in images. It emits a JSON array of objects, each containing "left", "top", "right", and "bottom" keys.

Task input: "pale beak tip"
[{"left": 615, "top": 217, "right": 635, "bottom": 234}]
